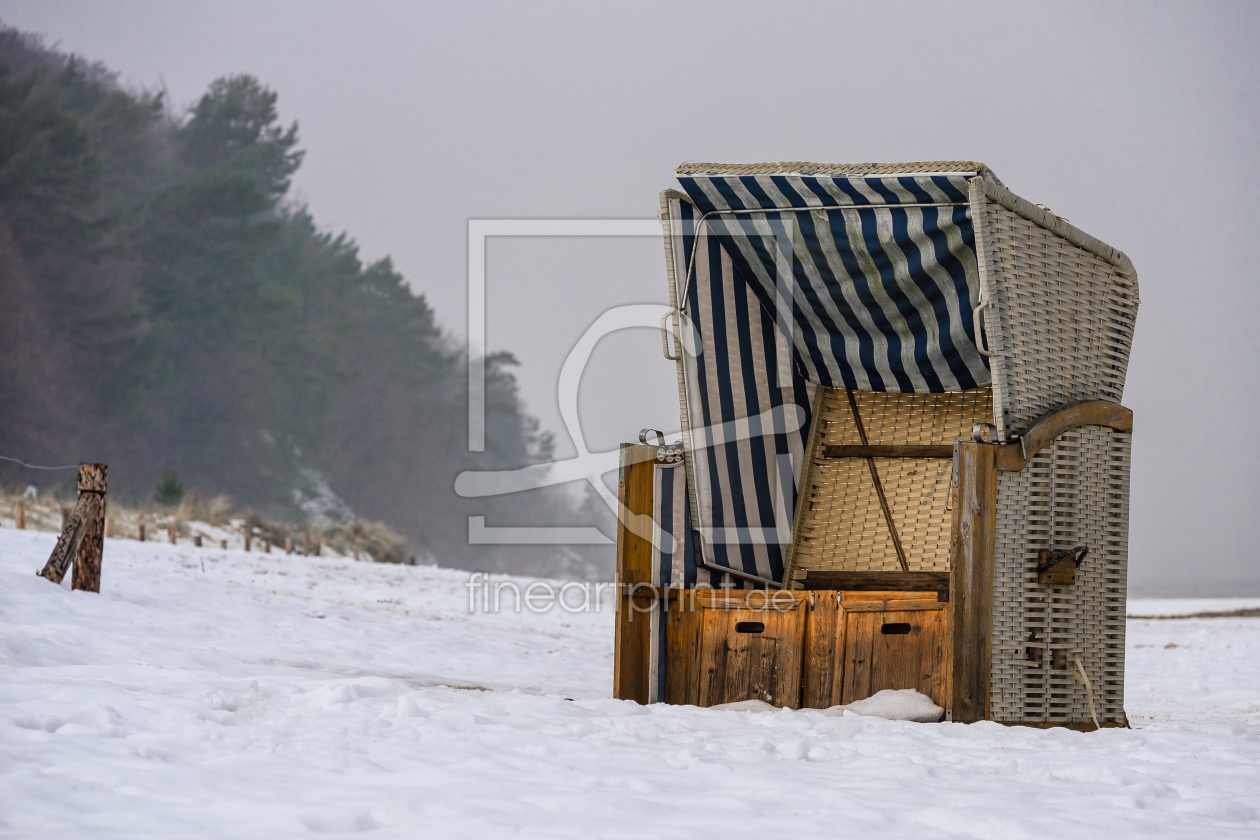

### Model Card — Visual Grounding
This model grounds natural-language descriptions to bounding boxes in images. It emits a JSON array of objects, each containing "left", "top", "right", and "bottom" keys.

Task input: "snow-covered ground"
[
  {"left": 1127, "top": 596, "right": 1260, "bottom": 617},
  {"left": 2, "top": 529, "right": 1258, "bottom": 839}
]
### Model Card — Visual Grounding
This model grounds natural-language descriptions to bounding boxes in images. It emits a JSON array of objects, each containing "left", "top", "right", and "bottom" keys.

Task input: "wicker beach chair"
[{"left": 614, "top": 161, "right": 1137, "bottom": 728}]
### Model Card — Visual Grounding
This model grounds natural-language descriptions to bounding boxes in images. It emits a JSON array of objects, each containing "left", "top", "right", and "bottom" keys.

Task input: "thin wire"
[{"left": 0, "top": 455, "right": 80, "bottom": 470}]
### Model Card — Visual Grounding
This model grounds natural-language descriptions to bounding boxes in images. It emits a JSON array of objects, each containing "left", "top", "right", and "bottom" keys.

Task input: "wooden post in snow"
[
  {"left": 264, "top": 539, "right": 271, "bottom": 554},
  {"left": 284, "top": 537, "right": 292, "bottom": 555},
  {"left": 104, "top": 517, "right": 114, "bottom": 538},
  {"left": 194, "top": 535, "right": 202, "bottom": 548},
  {"left": 244, "top": 535, "right": 251, "bottom": 552},
  {"left": 167, "top": 527, "right": 175, "bottom": 545},
  {"left": 219, "top": 539, "right": 227, "bottom": 550},
  {"left": 14, "top": 502, "right": 24, "bottom": 529},
  {"left": 139, "top": 523, "right": 146, "bottom": 542},
  {"left": 38, "top": 464, "right": 107, "bottom": 592}
]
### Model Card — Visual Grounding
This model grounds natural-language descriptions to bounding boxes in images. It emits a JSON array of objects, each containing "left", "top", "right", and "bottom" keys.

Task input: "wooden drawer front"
[
  {"left": 693, "top": 600, "right": 806, "bottom": 708},
  {"left": 840, "top": 602, "right": 948, "bottom": 707}
]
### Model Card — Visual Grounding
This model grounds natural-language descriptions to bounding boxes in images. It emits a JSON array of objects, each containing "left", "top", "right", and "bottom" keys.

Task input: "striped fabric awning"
[
  {"left": 676, "top": 171, "right": 990, "bottom": 393},
  {"left": 665, "top": 163, "right": 993, "bottom": 585}
]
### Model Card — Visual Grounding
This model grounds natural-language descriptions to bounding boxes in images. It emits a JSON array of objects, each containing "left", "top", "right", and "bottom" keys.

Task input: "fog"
[{"left": 2, "top": 0, "right": 1256, "bottom": 594}]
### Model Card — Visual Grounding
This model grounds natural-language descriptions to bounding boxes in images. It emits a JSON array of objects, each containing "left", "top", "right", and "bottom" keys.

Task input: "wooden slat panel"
[
  {"left": 949, "top": 442, "right": 997, "bottom": 722},
  {"left": 613, "top": 443, "right": 659, "bottom": 704},
  {"left": 824, "top": 445, "right": 954, "bottom": 459},
  {"left": 802, "top": 592, "right": 840, "bottom": 709},
  {"left": 841, "top": 610, "right": 878, "bottom": 702},
  {"left": 696, "top": 608, "right": 729, "bottom": 706},
  {"left": 873, "top": 607, "right": 949, "bottom": 707},
  {"left": 839, "top": 603, "right": 950, "bottom": 708},
  {"left": 664, "top": 596, "right": 699, "bottom": 706},
  {"left": 690, "top": 600, "right": 807, "bottom": 708},
  {"left": 745, "top": 633, "right": 778, "bottom": 705}
]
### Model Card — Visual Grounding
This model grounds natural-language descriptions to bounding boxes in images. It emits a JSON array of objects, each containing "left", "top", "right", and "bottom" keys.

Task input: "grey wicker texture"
[
  {"left": 970, "top": 178, "right": 1140, "bottom": 441},
  {"left": 989, "top": 426, "right": 1130, "bottom": 725},
  {"left": 659, "top": 191, "right": 704, "bottom": 537},
  {"left": 676, "top": 160, "right": 1006, "bottom": 188},
  {"left": 789, "top": 389, "right": 992, "bottom": 578}
]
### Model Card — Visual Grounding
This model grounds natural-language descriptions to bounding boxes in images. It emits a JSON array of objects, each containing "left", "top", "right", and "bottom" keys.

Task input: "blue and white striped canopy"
[
  {"left": 665, "top": 165, "right": 992, "bottom": 585},
  {"left": 676, "top": 172, "right": 990, "bottom": 393}
]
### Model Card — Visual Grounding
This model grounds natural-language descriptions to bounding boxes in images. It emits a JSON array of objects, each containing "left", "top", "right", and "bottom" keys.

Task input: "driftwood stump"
[{"left": 38, "top": 464, "right": 107, "bottom": 592}]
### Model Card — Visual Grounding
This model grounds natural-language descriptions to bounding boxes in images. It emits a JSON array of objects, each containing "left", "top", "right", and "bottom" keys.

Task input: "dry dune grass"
[{"left": 0, "top": 486, "right": 410, "bottom": 564}]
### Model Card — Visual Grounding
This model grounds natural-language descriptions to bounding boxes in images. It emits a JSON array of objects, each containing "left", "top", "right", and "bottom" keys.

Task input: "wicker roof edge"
[
  {"left": 979, "top": 179, "right": 1135, "bottom": 276},
  {"left": 676, "top": 160, "right": 1007, "bottom": 189},
  {"left": 671, "top": 160, "right": 1134, "bottom": 276}
]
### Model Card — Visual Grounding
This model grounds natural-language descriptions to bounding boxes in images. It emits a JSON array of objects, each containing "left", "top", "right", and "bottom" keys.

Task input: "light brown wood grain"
[
  {"left": 996, "top": 401, "right": 1133, "bottom": 471},
  {"left": 802, "top": 591, "right": 840, "bottom": 708},
  {"left": 838, "top": 602, "right": 950, "bottom": 707},
  {"left": 949, "top": 442, "right": 996, "bottom": 722},
  {"left": 613, "top": 444, "right": 659, "bottom": 704},
  {"left": 665, "top": 595, "right": 700, "bottom": 705},
  {"left": 689, "top": 597, "right": 806, "bottom": 708}
]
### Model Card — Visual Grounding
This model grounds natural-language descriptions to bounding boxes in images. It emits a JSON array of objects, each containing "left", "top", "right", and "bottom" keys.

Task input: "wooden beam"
[
  {"left": 949, "top": 442, "right": 995, "bottom": 723},
  {"left": 781, "top": 387, "right": 827, "bottom": 589},
  {"left": 843, "top": 599, "right": 947, "bottom": 612},
  {"left": 613, "top": 443, "right": 659, "bottom": 704},
  {"left": 997, "top": 400, "right": 1133, "bottom": 471},
  {"left": 824, "top": 445, "right": 954, "bottom": 459},
  {"left": 846, "top": 390, "right": 910, "bottom": 572},
  {"left": 798, "top": 571, "right": 949, "bottom": 594}
]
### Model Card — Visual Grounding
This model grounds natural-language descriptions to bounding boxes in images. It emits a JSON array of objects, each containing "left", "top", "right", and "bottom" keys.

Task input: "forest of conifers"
[{"left": 0, "top": 27, "right": 606, "bottom": 576}]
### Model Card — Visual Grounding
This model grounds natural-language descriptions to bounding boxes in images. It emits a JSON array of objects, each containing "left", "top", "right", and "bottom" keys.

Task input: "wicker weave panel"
[
  {"left": 676, "top": 161, "right": 1005, "bottom": 187},
  {"left": 974, "top": 189, "right": 1140, "bottom": 439},
  {"left": 817, "top": 389, "right": 994, "bottom": 445},
  {"left": 792, "top": 388, "right": 992, "bottom": 574},
  {"left": 990, "top": 426, "right": 1130, "bottom": 725}
]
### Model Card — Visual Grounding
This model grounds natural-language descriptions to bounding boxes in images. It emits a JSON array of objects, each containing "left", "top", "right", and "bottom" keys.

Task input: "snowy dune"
[{"left": 1, "top": 530, "right": 1258, "bottom": 838}]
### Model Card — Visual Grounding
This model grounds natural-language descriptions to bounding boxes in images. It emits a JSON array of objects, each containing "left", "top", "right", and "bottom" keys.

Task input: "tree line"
[{"left": 0, "top": 27, "right": 609, "bottom": 577}]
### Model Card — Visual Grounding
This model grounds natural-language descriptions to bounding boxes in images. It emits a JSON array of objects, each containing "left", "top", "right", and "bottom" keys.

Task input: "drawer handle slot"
[
  {"left": 881, "top": 623, "right": 912, "bottom": 635},
  {"left": 735, "top": 622, "right": 765, "bottom": 634}
]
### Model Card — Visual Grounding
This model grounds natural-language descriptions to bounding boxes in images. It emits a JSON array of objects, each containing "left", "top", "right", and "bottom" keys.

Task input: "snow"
[
  {"left": 717, "top": 690, "right": 943, "bottom": 723},
  {"left": 2, "top": 529, "right": 1259, "bottom": 838},
  {"left": 831, "top": 688, "right": 945, "bottom": 722},
  {"left": 1127, "top": 597, "right": 1260, "bottom": 617}
]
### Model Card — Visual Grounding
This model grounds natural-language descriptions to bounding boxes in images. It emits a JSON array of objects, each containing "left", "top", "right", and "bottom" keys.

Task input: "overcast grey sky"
[{"left": 2, "top": 0, "right": 1257, "bottom": 594}]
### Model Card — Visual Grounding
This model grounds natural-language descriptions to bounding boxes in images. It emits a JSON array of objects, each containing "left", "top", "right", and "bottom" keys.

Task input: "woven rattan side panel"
[
  {"left": 977, "top": 200, "right": 1139, "bottom": 439},
  {"left": 990, "top": 426, "right": 1130, "bottom": 725},
  {"left": 793, "top": 389, "right": 992, "bottom": 574}
]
